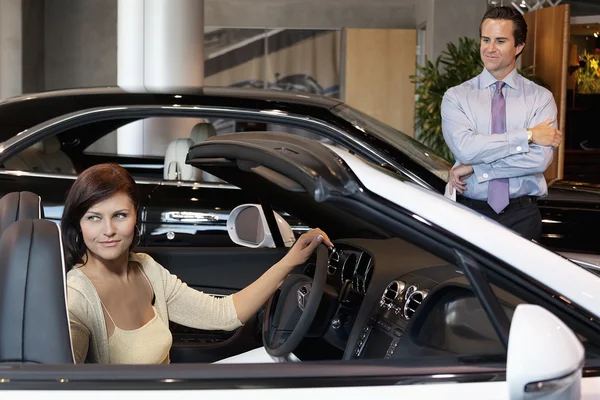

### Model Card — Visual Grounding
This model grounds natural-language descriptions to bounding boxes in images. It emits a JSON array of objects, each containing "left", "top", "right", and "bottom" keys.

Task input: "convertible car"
[
  {"left": 1, "top": 132, "right": 600, "bottom": 398},
  {"left": 0, "top": 87, "right": 598, "bottom": 259}
]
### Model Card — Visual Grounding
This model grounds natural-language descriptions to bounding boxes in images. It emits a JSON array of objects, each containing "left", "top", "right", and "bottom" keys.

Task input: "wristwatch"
[{"left": 527, "top": 129, "right": 533, "bottom": 143}]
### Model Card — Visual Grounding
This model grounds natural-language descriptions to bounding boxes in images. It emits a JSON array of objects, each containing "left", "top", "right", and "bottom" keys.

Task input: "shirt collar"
[{"left": 478, "top": 67, "right": 520, "bottom": 90}]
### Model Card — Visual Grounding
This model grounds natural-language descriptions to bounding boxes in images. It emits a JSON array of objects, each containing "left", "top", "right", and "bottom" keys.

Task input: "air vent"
[
  {"left": 341, "top": 253, "right": 357, "bottom": 284},
  {"left": 380, "top": 280, "right": 405, "bottom": 312},
  {"left": 353, "top": 252, "right": 373, "bottom": 294},
  {"left": 403, "top": 287, "right": 428, "bottom": 320}
]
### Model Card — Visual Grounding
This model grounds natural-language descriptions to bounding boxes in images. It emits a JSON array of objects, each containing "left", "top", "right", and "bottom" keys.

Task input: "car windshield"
[{"left": 332, "top": 105, "right": 451, "bottom": 182}]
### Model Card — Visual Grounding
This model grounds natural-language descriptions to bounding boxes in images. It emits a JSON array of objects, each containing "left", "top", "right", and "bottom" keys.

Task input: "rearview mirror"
[
  {"left": 227, "top": 204, "right": 296, "bottom": 248},
  {"left": 507, "top": 304, "right": 584, "bottom": 400}
]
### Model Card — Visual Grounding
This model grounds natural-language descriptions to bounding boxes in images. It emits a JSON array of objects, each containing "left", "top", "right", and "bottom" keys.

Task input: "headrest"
[
  {"left": 190, "top": 122, "right": 217, "bottom": 144},
  {"left": 163, "top": 138, "right": 200, "bottom": 181},
  {"left": 42, "top": 136, "right": 62, "bottom": 154},
  {"left": 0, "top": 191, "right": 43, "bottom": 237},
  {"left": 29, "top": 137, "right": 61, "bottom": 154},
  {"left": 0, "top": 219, "right": 74, "bottom": 363}
]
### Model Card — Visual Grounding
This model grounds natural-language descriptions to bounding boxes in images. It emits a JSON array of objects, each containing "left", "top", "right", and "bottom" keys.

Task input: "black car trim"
[
  {"left": 0, "top": 170, "right": 78, "bottom": 181},
  {"left": 0, "top": 361, "right": 506, "bottom": 390},
  {"left": 584, "top": 363, "right": 600, "bottom": 377},
  {"left": 0, "top": 169, "right": 240, "bottom": 190},
  {"left": 0, "top": 105, "right": 433, "bottom": 192},
  {"left": 159, "top": 180, "right": 239, "bottom": 189},
  {"left": 260, "top": 199, "right": 286, "bottom": 248}
]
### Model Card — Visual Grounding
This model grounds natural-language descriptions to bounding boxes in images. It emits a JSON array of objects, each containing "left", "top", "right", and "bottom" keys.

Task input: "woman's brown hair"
[{"left": 61, "top": 163, "right": 140, "bottom": 267}]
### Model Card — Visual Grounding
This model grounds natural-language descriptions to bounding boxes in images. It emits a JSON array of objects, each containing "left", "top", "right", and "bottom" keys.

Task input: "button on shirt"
[{"left": 441, "top": 68, "right": 557, "bottom": 200}]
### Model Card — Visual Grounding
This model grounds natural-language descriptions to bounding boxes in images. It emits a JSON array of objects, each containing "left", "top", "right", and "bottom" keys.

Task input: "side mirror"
[
  {"left": 227, "top": 204, "right": 296, "bottom": 248},
  {"left": 507, "top": 304, "right": 584, "bottom": 400}
]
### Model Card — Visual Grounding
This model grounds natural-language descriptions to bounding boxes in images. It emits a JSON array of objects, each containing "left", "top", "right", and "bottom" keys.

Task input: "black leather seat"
[
  {"left": 0, "top": 219, "right": 74, "bottom": 363},
  {"left": 0, "top": 191, "right": 43, "bottom": 236}
]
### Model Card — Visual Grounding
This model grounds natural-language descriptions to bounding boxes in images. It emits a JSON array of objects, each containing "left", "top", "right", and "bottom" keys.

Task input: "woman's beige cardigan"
[{"left": 66, "top": 252, "right": 242, "bottom": 364}]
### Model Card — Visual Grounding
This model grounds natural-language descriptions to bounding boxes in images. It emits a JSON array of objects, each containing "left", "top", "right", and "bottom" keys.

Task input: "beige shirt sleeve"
[
  {"left": 67, "top": 286, "right": 91, "bottom": 364},
  {"left": 158, "top": 262, "right": 243, "bottom": 331}
]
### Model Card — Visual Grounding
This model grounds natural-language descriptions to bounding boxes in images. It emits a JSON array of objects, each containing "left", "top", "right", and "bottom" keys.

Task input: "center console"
[{"left": 352, "top": 280, "right": 428, "bottom": 359}]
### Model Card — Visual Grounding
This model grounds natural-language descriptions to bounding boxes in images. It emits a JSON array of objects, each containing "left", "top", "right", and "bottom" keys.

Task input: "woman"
[{"left": 63, "top": 163, "right": 331, "bottom": 364}]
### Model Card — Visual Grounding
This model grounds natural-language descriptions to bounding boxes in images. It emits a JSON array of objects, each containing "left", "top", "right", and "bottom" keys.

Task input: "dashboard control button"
[{"left": 393, "top": 328, "right": 402, "bottom": 337}]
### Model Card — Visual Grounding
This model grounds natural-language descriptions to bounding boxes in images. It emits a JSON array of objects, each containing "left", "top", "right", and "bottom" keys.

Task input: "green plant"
[
  {"left": 575, "top": 51, "right": 600, "bottom": 94},
  {"left": 410, "top": 37, "right": 542, "bottom": 163}
]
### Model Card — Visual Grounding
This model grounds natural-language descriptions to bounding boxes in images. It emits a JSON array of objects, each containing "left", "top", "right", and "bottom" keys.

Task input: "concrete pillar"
[
  {"left": 416, "top": 0, "right": 488, "bottom": 63},
  {"left": 0, "top": 0, "right": 22, "bottom": 100},
  {"left": 117, "top": 0, "right": 205, "bottom": 156},
  {"left": 432, "top": 0, "right": 487, "bottom": 61}
]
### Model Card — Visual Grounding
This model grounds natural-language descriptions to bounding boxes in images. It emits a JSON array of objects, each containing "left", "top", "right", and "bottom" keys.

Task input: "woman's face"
[{"left": 79, "top": 192, "right": 137, "bottom": 263}]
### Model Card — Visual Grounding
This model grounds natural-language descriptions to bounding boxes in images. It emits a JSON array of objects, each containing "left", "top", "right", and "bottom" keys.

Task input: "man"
[{"left": 441, "top": 6, "right": 562, "bottom": 240}]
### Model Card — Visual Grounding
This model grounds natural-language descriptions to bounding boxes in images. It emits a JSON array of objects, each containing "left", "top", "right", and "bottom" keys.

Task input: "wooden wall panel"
[
  {"left": 343, "top": 29, "right": 416, "bottom": 137},
  {"left": 522, "top": 5, "right": 570, "bottom": 183}
]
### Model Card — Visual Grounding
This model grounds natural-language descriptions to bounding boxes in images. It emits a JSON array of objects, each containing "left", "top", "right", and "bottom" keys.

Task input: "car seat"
[
  {"left": 3, "top": 136, "right": 75, "bottom": 174},
  {"left": 0, "top": 218, "right": 74, "bottom": 363},
  {"left": 0, "top": 191, "right": 44, "bottom": 237},
  {"left": 163, "top": 122, "right": 220, "bottom": 182}
]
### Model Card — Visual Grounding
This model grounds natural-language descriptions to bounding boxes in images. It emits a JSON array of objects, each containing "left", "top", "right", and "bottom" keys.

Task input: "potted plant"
[{"left": 575, "top": 50, "right": 600, "bottom": 95}]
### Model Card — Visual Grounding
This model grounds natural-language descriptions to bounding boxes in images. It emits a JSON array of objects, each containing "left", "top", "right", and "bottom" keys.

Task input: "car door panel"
[
  {"left": 137, "top": 246, "right": 289, "bottom": 363},
  {"left": 138, "top": 246, "right": 288, "bottom": 293}
]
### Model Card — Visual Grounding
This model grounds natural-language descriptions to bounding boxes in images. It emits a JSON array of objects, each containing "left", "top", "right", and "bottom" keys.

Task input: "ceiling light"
[
  {"left": 594, "top": 32, "right": 598, "bottom": 38},
  {"left": 520, "top": 0, "right": 527, "bottom": 8}
]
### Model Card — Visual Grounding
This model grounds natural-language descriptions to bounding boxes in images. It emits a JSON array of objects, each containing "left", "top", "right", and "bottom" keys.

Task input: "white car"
[{"left": 1, "top": 131, "right": 599, "bottom": 399}]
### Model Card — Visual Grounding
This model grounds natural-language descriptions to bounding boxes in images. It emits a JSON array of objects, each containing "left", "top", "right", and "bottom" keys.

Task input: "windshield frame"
[{"left": 332, "top": 104, "right": 452, "bottom": 183}]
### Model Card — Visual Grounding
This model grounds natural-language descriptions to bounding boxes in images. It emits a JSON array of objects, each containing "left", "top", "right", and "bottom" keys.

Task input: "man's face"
[{"left": 480, "top": 18, "right": 524, "bottom": 79}]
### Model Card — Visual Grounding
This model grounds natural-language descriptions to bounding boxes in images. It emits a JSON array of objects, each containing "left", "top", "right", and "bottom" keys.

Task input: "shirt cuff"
[
  {"left": 473, "top": 163, "right": 495, "bottom": 183},
  {"left": 507, "top": 129, "right": 530, "bottom": 155}
]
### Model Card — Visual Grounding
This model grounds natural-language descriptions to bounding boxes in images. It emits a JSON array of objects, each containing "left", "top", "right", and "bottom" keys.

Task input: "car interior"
[
  {"left": 163, "top": 122, "right": 222, "bottom": 182},
  {"left": 0, "top": 117, "right": 333, "bottom": 183},
  {"left": 3, "top": 136, "right": 75, "bottom": 174},
  {"left": 1, "top": 131, "right": 600, "bottom": 368}
]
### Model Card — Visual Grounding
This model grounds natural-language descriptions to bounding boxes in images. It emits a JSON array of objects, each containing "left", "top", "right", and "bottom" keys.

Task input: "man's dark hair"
[{"left": 480, "top": 6, "right": 528, "bottom": 48}]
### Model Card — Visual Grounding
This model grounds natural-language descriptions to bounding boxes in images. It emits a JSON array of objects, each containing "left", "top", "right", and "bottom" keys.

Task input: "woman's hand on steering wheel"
[{"left": 279, "top": 228, "right": 333, "bottom": 271}]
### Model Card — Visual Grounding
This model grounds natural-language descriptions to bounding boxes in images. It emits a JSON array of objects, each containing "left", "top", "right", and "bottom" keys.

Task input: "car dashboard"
[{"left": 307, "top": 238, "right": 514, "bottom": 362}]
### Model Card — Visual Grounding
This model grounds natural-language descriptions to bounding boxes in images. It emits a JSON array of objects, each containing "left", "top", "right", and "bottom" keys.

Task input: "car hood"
[{"left": 546, "top": 180, "right": 600, "bottom": 204}]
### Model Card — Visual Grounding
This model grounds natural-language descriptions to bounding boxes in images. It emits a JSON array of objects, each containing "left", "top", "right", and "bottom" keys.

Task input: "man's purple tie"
[{"left": 488, "top": 81, "right": 509, "bottom": 214}]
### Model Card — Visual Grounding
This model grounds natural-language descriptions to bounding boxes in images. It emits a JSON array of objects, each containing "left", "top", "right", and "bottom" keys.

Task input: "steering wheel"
[{"left": 262, "top": 244, "right": 328, "bottom": 358}]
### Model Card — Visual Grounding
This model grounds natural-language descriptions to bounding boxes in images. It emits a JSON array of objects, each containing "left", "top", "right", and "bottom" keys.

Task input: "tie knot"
[{"left": 495, "top": 81, "right": 505, "bottom": 92}]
